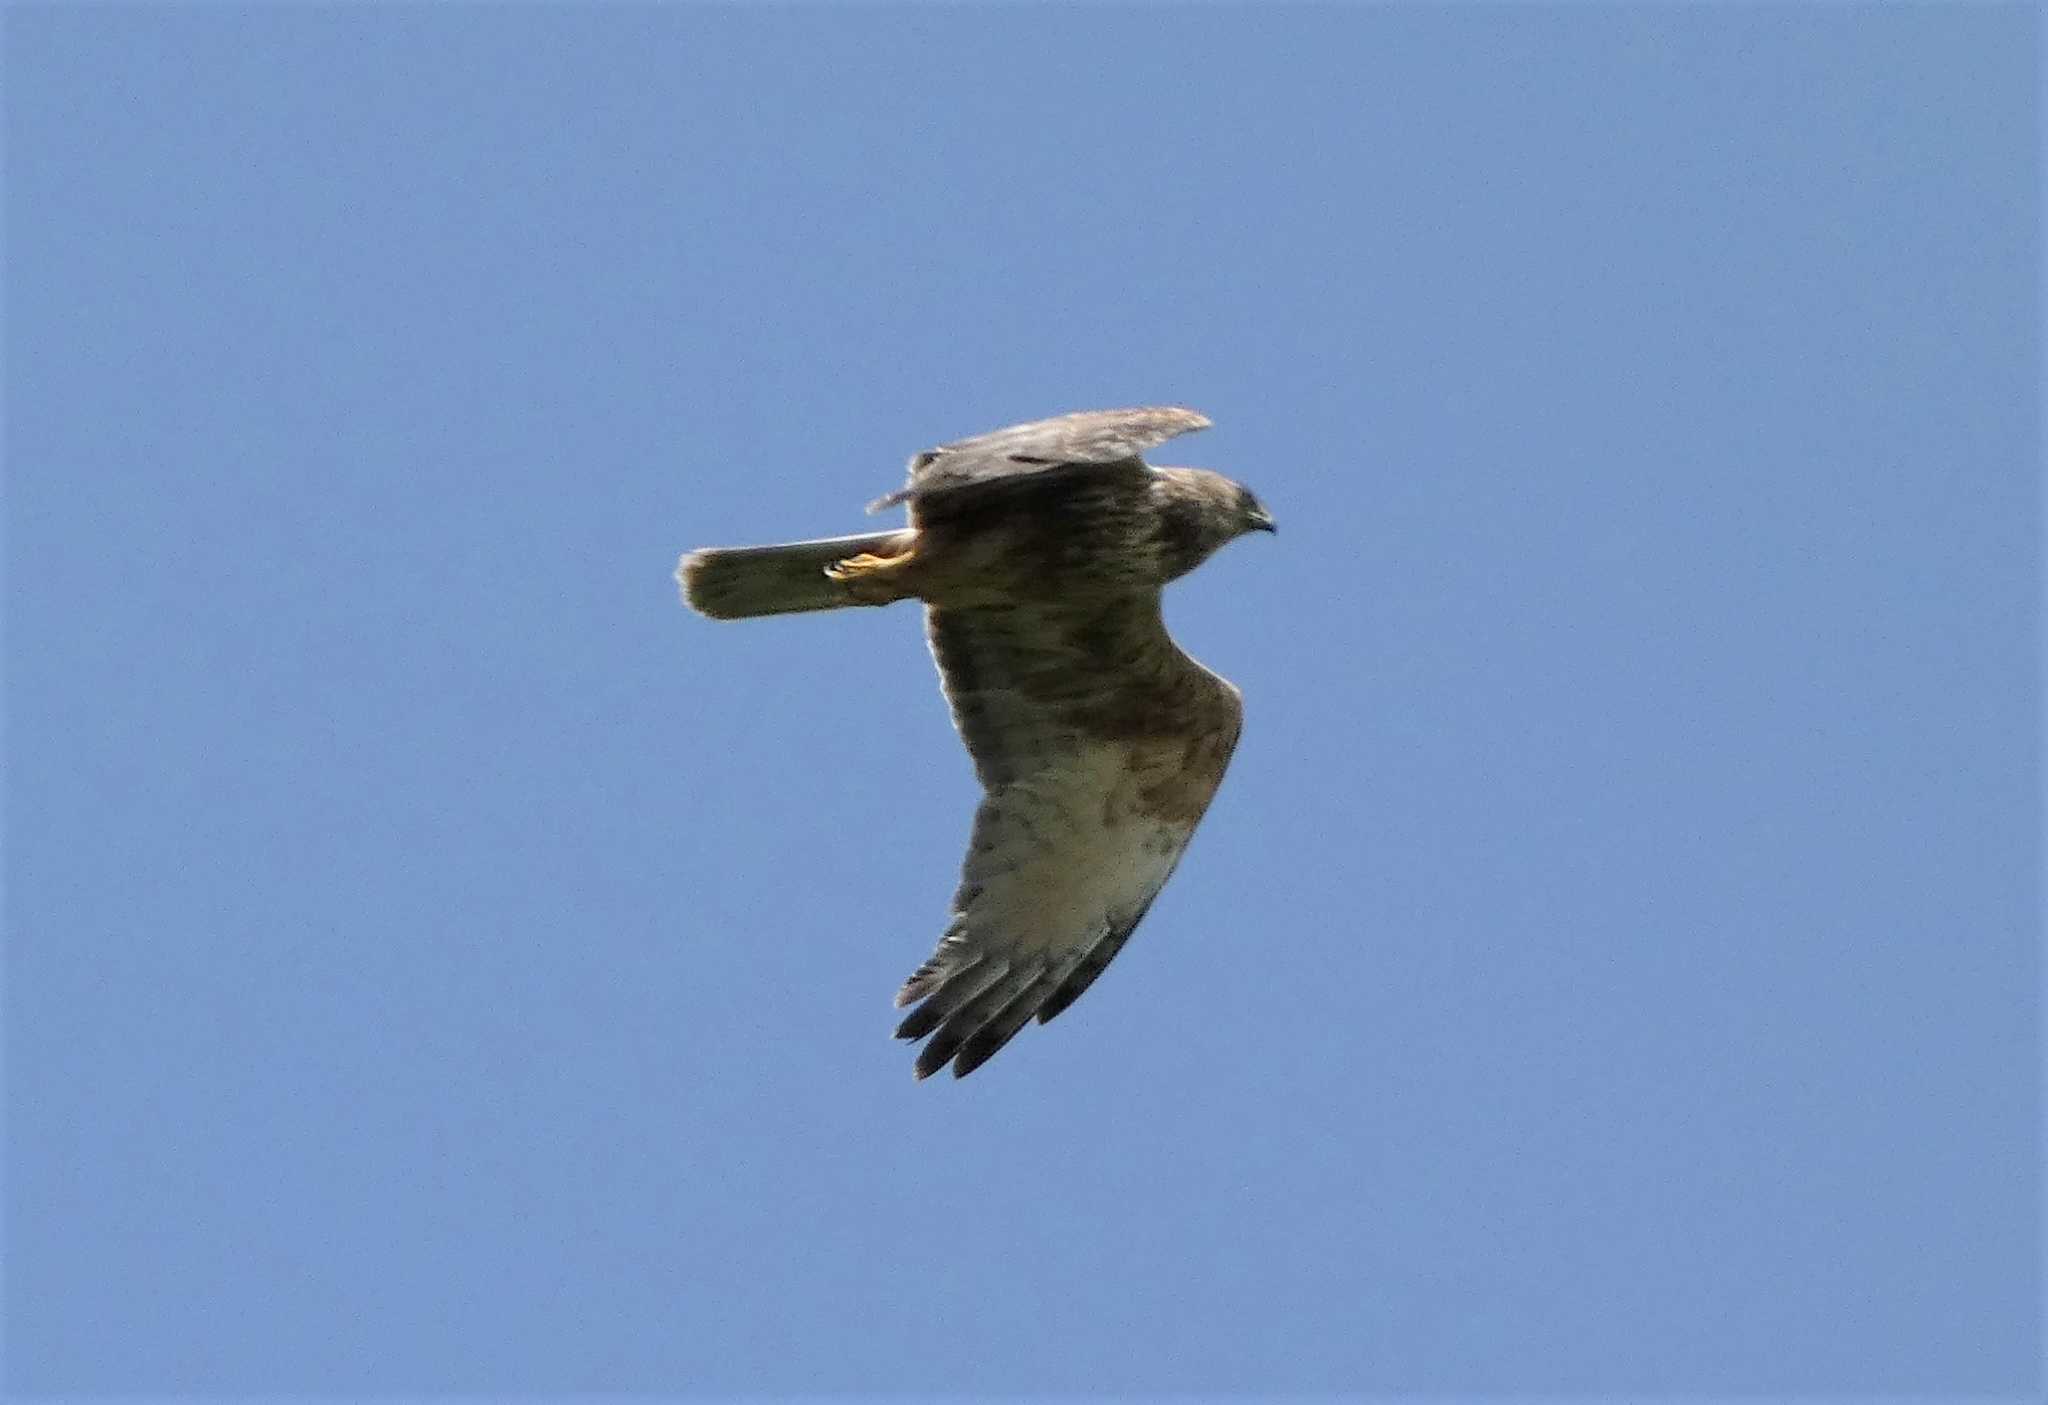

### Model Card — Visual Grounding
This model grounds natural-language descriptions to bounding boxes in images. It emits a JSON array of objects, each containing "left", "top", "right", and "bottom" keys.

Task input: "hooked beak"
[{"left": 1248, "top": 509, "right": 1278, "bottom": 535}]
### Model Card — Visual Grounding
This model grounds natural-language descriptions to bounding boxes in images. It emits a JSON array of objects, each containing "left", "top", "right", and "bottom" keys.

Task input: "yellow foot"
[
  {"left": 823, "top": 552, "right": 902, "bottom": 580},
  {"left": 824, "top": 547, "right": 916, "bottom": 604}
]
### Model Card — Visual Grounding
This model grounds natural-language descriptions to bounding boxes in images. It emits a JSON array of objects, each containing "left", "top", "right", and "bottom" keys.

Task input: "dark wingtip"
[
  {"left": 894, "top": 1005, "right": 943, "bottom": 1042},
  {"left": 949, "top": 1041, "right": 1000, "bottom": 1079}
]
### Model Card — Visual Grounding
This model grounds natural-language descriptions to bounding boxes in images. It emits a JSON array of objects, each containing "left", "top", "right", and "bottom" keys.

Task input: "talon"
[
  {"left": 825, "top": 552, "right": 891, "bottom": 579},
  {"left": 824, "top": 544, "right": 919, "bottom": 604},
  {"left": 825, "top": 548, "right": 916, "bottom": 582}
]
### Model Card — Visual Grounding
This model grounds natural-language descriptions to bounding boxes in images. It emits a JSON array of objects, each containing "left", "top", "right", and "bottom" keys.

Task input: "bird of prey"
[{"left": 677, "top": 407, "right": 1273, "bottom": 1079}]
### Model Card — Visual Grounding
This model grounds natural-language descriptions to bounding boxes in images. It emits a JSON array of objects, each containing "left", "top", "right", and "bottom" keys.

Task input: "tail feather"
[{"left": 677, "top": 530, "right": 913, "bottom": 620}]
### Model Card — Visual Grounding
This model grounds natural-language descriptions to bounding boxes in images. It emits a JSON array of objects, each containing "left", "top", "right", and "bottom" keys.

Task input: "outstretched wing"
[
  {"left": 896, "top": 594, "right": 1242, "bottom": 1079},
  {"left": 870, "top": 406, "right": 1210, "bottom": 513}
]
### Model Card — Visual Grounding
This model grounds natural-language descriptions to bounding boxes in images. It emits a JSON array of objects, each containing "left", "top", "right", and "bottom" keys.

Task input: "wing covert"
[{"left": 869, "top": 406, "right": 1211, "bottom": 513}]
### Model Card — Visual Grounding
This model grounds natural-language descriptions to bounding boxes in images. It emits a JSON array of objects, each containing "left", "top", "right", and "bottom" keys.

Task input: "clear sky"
[{"left": 6, "top": 4, "right": 2038, "bottom": 1398}]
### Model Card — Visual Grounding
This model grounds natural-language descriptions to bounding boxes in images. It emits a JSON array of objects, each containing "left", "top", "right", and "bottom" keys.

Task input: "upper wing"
[
  {"left": 869, "top": 406, "right": 1211, "bottom": 513},
  {"left": 895, "top": 593, "right": 1243, "bottom": 1078}
]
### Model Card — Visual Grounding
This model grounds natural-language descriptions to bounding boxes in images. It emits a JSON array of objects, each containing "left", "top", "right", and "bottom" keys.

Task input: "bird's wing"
[
  {"left": 869, "top": 406, "right": 1211, "bottom": 513},
  {"left": 896, "top": 593, "right": 1243, "bottom": 1078}
]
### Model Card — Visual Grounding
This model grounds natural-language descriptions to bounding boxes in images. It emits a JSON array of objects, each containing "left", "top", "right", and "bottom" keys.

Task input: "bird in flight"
[{"left": 677, "top": 407, "right": 1273, "bottom": 1078}]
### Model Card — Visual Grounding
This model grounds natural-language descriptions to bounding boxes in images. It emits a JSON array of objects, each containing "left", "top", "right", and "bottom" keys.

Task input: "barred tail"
[{"left": 676, "top": 530, "right": 914, "bottom": 620}]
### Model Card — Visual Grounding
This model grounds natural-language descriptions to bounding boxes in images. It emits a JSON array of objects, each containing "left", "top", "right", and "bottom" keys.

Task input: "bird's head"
[
  {"left": 1228, "top": 480, "right": 1279, "bottom": 537},
  {"left": 1152, "top": 468, "right": 1277, "bottom": 581}
]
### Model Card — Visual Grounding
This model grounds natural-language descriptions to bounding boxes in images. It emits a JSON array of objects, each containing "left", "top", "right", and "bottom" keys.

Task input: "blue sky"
[{"left": 6, "top": 4, "right": 2038, "bottom": 1397}]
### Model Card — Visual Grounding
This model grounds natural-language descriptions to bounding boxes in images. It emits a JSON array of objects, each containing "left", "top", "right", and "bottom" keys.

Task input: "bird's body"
[{"left": 678, "top": 407, "right": 1272, "bottom": 1078}]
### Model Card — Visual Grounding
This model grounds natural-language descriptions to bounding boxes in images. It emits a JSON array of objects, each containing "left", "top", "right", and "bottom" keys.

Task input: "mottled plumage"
[{"left": 678, "top": 407, "right": 1273, "bottom": 1078}]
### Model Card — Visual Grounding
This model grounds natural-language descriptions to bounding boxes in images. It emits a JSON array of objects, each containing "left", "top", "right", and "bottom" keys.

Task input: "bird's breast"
[{"left": 913, "top": 484, "right": 1165, "bottom": 606}]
